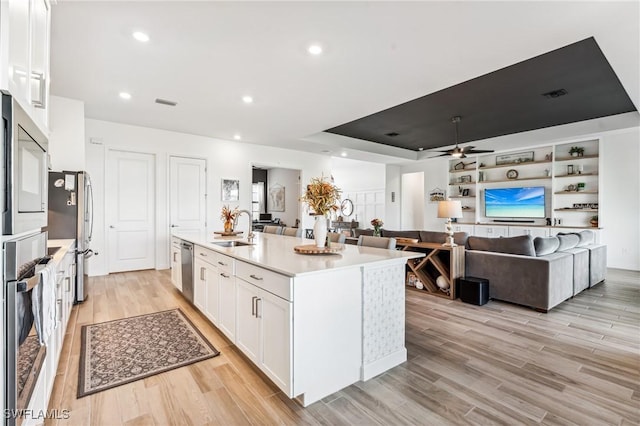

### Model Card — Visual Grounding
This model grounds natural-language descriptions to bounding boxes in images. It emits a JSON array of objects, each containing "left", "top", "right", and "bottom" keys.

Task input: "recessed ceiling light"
[
  {"left": 233, "top": 134, "right": 241, "bottom": 140},
  {"left": 308, "top": 44, "right": 323, "bottom": 55},
  {"left": 119, "top": 92, "right": 131, "bottom": 100},
  {"left": 242, "top": 96, "right": 253, "bottom": 104},
  {"left": 340, "top": 152, "right": 348, "bottom": 157},
  {"left": 132, "top": 31, "right": 150, "bottom": 42}
]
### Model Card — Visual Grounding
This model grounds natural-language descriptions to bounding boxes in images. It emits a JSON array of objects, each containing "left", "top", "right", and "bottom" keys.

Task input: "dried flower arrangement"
[
  {"left": 299, "top": 176, "right": 341, "bottom": 216},
  {"left": 220, "top": 205, "right": 240, "bottom": 232}
]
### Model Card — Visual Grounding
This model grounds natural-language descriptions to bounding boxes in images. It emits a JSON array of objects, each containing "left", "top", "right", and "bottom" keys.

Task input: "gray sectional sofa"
[{"left": 465, "top": 230, "right": 606, "bottom": 312}]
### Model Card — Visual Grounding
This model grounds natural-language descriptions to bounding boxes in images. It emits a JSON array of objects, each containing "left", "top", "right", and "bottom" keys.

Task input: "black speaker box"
[{"left": 458, "top": 277, "right": 489, "bottom": 306}]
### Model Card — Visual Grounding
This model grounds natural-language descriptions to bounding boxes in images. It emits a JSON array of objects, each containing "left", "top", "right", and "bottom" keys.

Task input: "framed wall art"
[
  {"left": 428, "top": 187, "right": 446, "bottom": 203},
  {"left": 221, "top": 179, "right": 239, "bottom": 201},
  {"left": 268, "top": 183, "right": 285, "bottom": 212},
  {"left": 495, "top": 151, "right": 534, "bottom": 165}
]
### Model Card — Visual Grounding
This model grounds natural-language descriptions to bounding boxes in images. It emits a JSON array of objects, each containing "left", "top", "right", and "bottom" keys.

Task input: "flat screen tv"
[{"left": 484, "top": 186, "right": 545, "bottom": 219}]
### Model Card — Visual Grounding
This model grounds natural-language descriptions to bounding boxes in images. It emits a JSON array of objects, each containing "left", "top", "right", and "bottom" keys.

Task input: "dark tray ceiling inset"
[{"left": 326, "top": 37, "right": 637, "bottom": 152}]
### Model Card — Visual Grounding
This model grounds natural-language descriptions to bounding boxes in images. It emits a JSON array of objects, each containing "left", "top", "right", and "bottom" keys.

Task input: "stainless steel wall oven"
[
  {"left": 2, "top": 91, "right": 49, "bottom": 235},
  {"left": 3, "top": 231, "right": 49, "bottom": 426}
]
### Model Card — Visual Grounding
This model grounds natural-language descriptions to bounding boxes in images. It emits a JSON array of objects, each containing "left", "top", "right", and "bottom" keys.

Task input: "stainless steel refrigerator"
[{"left": 47, "top": 171, "right": 94, "bottom": 302}]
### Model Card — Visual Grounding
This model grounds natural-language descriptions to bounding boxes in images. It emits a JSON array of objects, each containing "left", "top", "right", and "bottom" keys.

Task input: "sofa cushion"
[
  {"left": 467, "top": 235, "right": 536, "bottom": 256},
  {"left": 534, "top": 236, "right": 560, "bottom": 256},
  {"left": 420, "top": 231, "right": 468, "bottom": 246},
  {"left": 381, "top": 230, "right": 421, "bottom": 240},
  {"left": 577, "top": 230, "right": 595, "bottom": 246},
  {"left": 557, "top": 233, "right": 580, "bottom": 251}
]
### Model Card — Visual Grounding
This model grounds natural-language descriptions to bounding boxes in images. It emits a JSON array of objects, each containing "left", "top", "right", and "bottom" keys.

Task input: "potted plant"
[
  {"left": 299, "top": 176, "right": 341, "bottom": 248},
  {"left": 569, "top": 146, "right": 585, "bottom": 157},
  {"left": 220, "top": 205, "right": 239, "bottom": 232},
  {"left": 590, "top": 215, "right": 598, "bottom": 228}
]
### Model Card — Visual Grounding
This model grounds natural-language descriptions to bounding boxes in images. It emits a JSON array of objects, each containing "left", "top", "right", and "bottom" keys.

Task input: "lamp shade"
[{"left": 437, "top": 200, "right": 463, "bottom": 218}]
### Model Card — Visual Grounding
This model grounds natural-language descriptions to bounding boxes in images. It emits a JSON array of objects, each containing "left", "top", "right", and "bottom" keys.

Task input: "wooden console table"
[{"left": 398, "top": 242, "right": 465, "bottom": 299}]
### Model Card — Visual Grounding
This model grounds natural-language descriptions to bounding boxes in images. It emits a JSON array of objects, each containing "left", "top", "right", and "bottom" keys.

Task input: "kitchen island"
[{"left": 172, "top": 230, "right": 423, "bottom": 406}]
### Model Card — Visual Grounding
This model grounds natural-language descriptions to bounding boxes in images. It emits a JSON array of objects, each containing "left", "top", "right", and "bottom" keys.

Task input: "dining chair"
[
  {"left": 357, "top": 235, "right": 397, "bottom": 250},
  {"left": 263, "top": 225, "right": 283, "bottom": 235},
  {"left": 327, "top": 232, "right": 346, "bottom": 244},
  {"left": 282, "top": 227, "right": 302, "bottom": 237}
]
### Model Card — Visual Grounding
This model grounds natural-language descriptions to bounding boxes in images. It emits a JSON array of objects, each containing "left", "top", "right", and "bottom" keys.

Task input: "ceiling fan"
[{"left": 435, "top": 116, "right": 494, "bottom": 158}]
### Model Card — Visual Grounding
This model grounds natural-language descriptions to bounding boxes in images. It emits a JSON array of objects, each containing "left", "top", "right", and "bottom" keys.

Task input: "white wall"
[
  {"left": 84, "top": 119, "right": 332, "bottom": 276},
  {"left": 267, "top": 167, "right": 300, "bottom": 227},
  {"left": 397, "top": 126, "right": 640, "bottom": 270},
  {"left": 401, "top": 172, "right": 425, "bottom": 230},
  {"left": 331, "top": 157, "right": 385, "bottom": 192},
  {"left": 48, "top": 96, "right": 85, "bottom": 171},
  {"left": 600, "top": 127, "right": 640, "bottom": 270}
]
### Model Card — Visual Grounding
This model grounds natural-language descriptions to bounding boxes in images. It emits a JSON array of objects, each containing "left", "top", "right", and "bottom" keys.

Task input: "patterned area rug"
[{"left": 78, "top": 309, "right": 219, "bottom": 397}]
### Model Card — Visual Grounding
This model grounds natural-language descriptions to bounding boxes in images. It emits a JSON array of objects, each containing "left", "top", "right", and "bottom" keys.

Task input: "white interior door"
[
  {"left": 401, "top": 172, "right": 425, "bottom": 230},
  {"left": 107, "top": 150, "right": 156, "bottom": 273},
  {"left": 169, "top": 156, "right": 207, "bottom": 231}
]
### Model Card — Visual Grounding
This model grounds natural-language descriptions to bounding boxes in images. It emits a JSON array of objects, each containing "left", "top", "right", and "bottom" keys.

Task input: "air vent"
[
  {"left": 155, "top": 98, "right": 178, "bottom": 106},
  {"left": 385, "top": 132, "right": 399, "bottom": 137},
  {"left": 542, "top": 89, "right": 568, "bottom": 99}
]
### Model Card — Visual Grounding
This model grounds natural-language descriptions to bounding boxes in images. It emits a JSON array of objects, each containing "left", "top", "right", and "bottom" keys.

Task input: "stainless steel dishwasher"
[{"left": 180, "top": 241, "right": 194, "bottom": 303}]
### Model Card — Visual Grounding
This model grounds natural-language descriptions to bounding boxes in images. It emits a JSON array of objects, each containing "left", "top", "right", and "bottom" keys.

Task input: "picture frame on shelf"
[
  {"left": 454, "top": 161, "right": 465, "bottom": 170},
  {"left": 428, "top": 187, "right": 446, "bottom": 203},
  {"left": 496, "top": 151, "right": 534, "bottom": 165},
  {"left": 460, "top": 175, "right": 472, "bottom": 183},
  {"left": 462, "top": 188, "right": 470, "bottom": 197}
]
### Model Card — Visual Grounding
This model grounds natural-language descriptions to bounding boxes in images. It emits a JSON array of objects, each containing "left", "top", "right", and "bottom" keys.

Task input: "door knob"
[
  {"left": 110, "top": 225, "right": 115, "bottom": 229},
  {"left": 171, "top": 224, "right": 179, "bottom": 228}
]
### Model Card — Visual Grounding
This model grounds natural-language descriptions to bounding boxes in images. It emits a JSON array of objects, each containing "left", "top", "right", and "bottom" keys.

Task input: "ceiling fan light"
[{"left": 451, "top": 151, "right": 463, "bottom": 158}]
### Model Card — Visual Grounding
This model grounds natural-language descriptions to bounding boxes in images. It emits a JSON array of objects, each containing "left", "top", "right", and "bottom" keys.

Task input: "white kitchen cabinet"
[
  {"left": 170, "top": 238, "right": 182, "bottom": 291},
  {"left": 193, "top": 257, "right": 208, "bottom": 313},
  {"left": 1, "top": 0, "right": 51, "bottom": 129},
  {"left": 218, "top": 270, "right": 236, "bottom": 342},
  {"left": 259, "top": 289, "right": 292, "bottom": 394},
  {"left": 235, "top": 279, "right": 261, "bottom": 363},
  {"left": 453, "top": 224, "right": 475, "bottom": 234},
  {"left": 235, "top": 277, "right": 292, "bottom": 395},
  {"left": 203, "top": 262, "right": 219, "bottom": 325}
]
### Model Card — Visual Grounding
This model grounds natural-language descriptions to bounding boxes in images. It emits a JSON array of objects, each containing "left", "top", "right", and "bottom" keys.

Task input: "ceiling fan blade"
[{"left": 467, "top": 149, "right": 495, "bottom": 154}]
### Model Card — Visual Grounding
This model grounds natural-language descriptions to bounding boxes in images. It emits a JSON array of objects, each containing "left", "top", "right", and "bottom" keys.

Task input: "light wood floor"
[{"left": 46, "top": 268, "right": 640, "bottom": 425}]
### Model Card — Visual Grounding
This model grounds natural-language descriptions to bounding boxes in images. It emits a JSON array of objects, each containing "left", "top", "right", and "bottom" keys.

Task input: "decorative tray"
[
  {"left": 294, "top": 244, "right": 344, "bottom": 255},
  {"left": 213, "top": 231, "right": 244, "bottom": 236}
]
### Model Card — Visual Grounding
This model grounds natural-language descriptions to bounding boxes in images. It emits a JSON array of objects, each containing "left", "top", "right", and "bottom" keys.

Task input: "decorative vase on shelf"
[
  {"left": 373, "top": 226, "right": 381, "bottom": 237},
  {"left": 314, "top": 215, "right": 328, "bottom": 248}
]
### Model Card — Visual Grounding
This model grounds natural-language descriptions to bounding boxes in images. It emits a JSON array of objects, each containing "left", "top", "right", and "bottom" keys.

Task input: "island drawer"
[
  {"left": 214, "top": 253, "right": 234, "bottom": 274},
  {"left": 195, "top": 245, "right": 217, "bottom": 265},
  {"left": 236, "top": 260, "right": 292, "bottom": 301}
]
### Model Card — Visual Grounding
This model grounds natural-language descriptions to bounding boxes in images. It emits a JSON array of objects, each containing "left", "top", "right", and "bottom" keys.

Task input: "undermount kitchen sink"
[
  {"left": 210, "top": 241, "right": 251, "bottom": 248},
  {"left": 47, "top": 246, "right": 62, "bottom": 256}
]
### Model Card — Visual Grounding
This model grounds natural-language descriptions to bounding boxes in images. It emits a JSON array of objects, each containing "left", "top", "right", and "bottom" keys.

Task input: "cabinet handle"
[
  {"left": 57, "top": 299, "right": 62, "bottom": 321},
  {"left": 220, "top": 272, "right": 230, "bottom": 278},
  {"left": 251, "top": 296, "right": 257, "bottom": 316},
  {"left": 256, "top": 298, "right": 262, "bottom": 318},
  {"left": 65, "top": 277, "right": 70, "bottom": 292},
  {"left": 217, "top": 261, "right": 227, "bottom": 266},
  {"left": 200, "top": 252, "right": 207, "bottom": 257},
  {"left": 173, "top": 252, "right": 177, "bottom": 262},
  {"left": 200, "top": 267, "right": 205, "bottom": 281},
  {"left": 249, "top": 274, "right": 263, "bottom": 281}
]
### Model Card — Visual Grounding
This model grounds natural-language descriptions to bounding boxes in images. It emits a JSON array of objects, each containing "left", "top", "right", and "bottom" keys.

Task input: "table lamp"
[{"left": 437, "top": 200, "right": 463, "bottom": 246}]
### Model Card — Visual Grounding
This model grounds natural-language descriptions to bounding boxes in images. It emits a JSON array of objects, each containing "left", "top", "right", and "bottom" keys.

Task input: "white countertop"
[
  {"left": 48, "top": 239, "right": 75, "bottom": 265},
  {"left": 173, "top": 230, "right": 423, "bottom": 277}
]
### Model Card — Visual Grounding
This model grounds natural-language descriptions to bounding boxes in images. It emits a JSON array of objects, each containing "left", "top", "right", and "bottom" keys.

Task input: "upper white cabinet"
[{"left": 1, "top": 0, "right": 51, "bottom": 129}]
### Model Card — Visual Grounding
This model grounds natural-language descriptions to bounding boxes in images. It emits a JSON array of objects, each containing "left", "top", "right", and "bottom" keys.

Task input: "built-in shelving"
[
  {"left": 478, "top": 159, "right": 552, "bottom": 170},
  {"left": 480, "top": 176, "right": 551, "bottom": 184},
  {"left": 447, "top": 138, "right": 601, "bottom": 229},
  {"left": 554, "top": 154, "right": 599, "bottom": 163}
]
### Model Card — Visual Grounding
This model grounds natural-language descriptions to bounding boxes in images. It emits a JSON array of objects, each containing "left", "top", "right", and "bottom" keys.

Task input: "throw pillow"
[
  {"left": 577, "top": 230, "right": 595, "bottom": 246},
  {"left": 467, "top": 234, "right": 536, "bottom": 256},
  {"left": 534, "top": 236, "right": 560, "bottom": 256}
]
